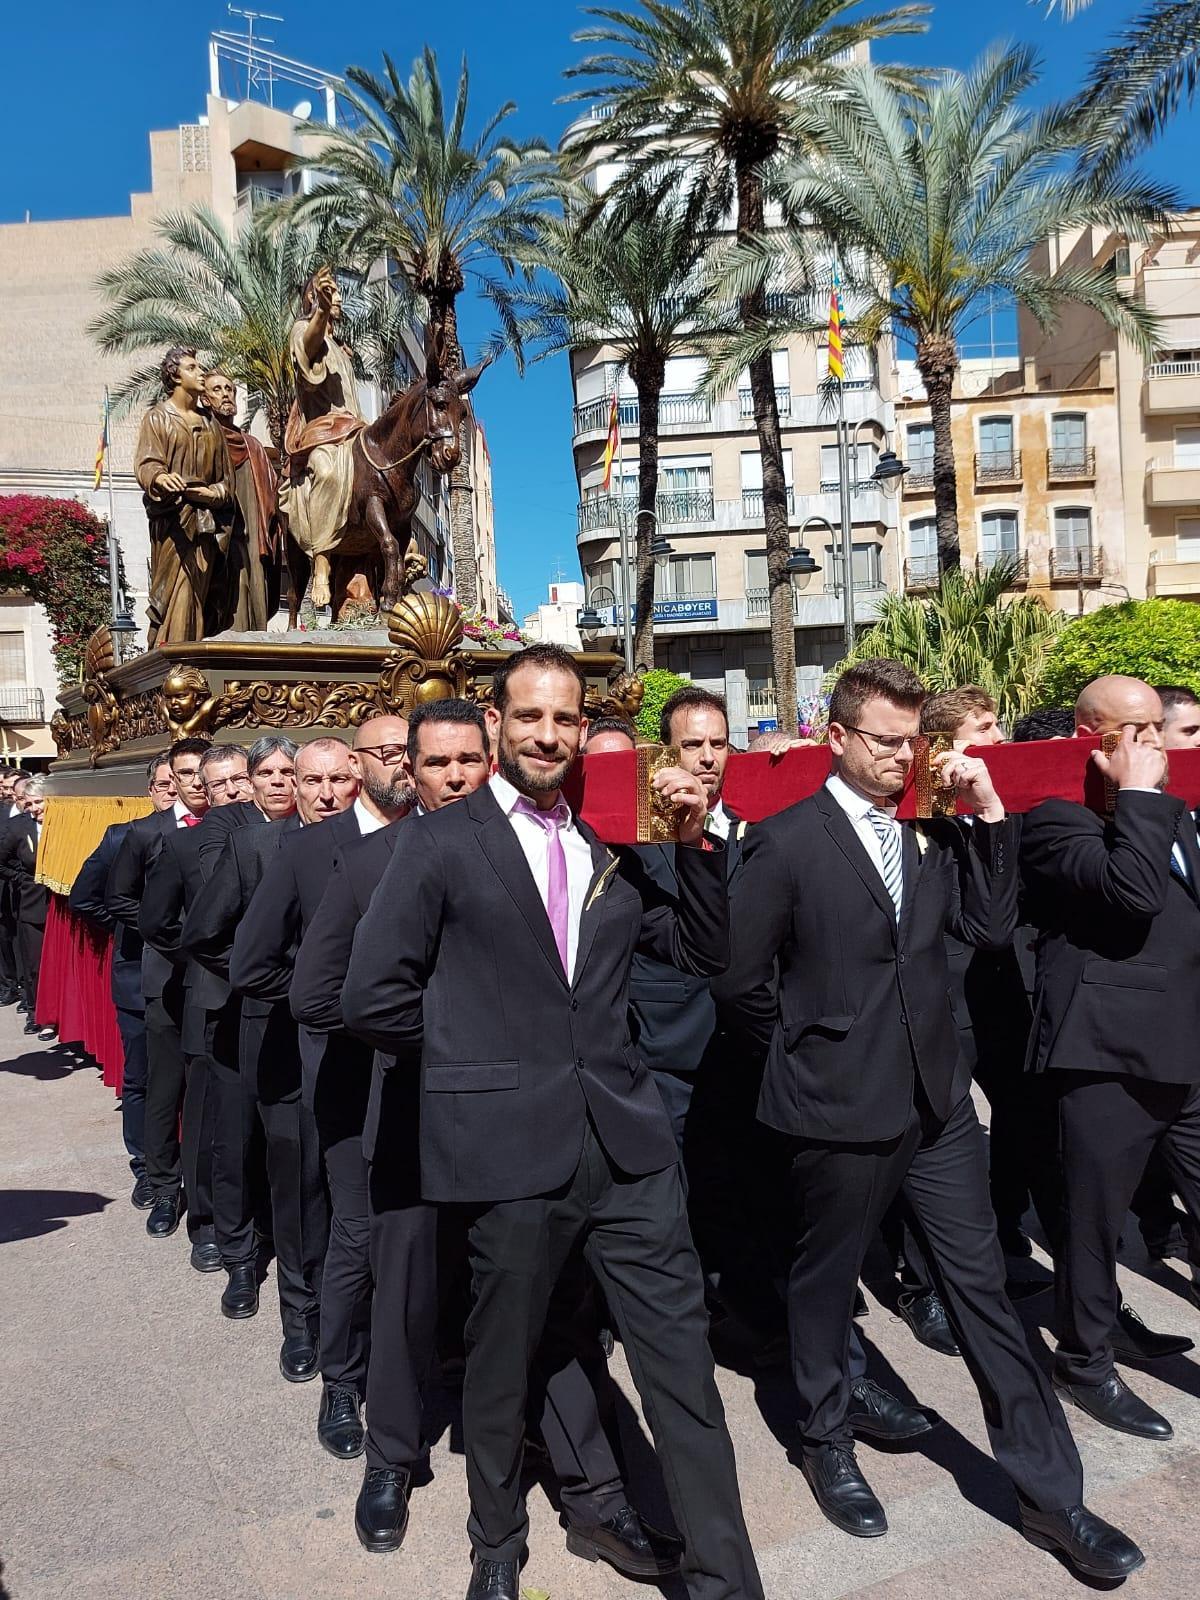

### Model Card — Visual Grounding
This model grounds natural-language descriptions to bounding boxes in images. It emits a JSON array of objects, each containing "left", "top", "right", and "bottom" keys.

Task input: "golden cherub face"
[{"left": 162, "top": 669, "right": 206, "bottom": 720}]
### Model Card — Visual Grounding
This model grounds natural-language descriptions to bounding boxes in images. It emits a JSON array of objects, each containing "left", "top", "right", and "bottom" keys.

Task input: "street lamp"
[
  {"left": 578, "top": 584, "right": 616, "bottom": 646},
  {"left": 836, "top": 423, "right": 910, "bottom": 652}
]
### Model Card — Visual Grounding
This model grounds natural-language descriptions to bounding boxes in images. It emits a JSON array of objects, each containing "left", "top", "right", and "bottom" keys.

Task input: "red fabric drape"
[{"left": 35, "top": 895, "right": 125, "bottom": 1094}]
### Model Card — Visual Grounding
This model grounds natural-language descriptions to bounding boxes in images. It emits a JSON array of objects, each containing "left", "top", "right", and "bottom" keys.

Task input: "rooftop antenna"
[{"left": 227, "top": 6, "right": 284, "bottom": 104}]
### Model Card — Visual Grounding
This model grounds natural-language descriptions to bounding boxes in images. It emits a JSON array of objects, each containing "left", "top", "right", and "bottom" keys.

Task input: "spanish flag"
[
  {"left": 93, "top": 391, "right": 110, "bottom": 490},
  {"left": 827, "top": 270, "right": 845, "bottom": 383},
  {"left": 600, "top": 391, "right": 620, "bottom": 491}
]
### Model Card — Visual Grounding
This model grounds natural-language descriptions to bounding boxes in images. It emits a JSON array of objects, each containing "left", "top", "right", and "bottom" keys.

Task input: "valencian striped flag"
[
  {"left": 827, "top": 269, "right": 845, "bottom": 383},
  {"left": 93, "top": 391, "right": 110, "bottom": 490},
  {"left": 600, "top": 390, "right": 621, "bottom": 491}
]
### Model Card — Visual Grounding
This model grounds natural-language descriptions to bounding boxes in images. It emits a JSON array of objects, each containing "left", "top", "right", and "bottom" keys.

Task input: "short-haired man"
[
  {"left": 1021, "top": 676, "right": 1200, "bottom": 1443},
  {"left": 69, "top": 754, "right": 176, "bottom": 1204},
  {"left": 107, "top": 738, "right": 212, "bottom": 1238},
  {"left": 583, "top": 717, "right": 637, "bottom": 754},
  {"left": 195, "top": 734, "right": 297, "bottom": 874},
  {"left": 343, "top": 645, "right": 763, "bottom": 1600},
  {"left": 920, "top": 685, "right": 1004, "bottom": 745},
  {"left": 0, "top": 768, "right": 35, "bottom": 1007},
  {"left": 0, "top": 776, "right": 53, "bottom": 1040},
  {"left": 231, "top": 716, "right": 411, "bottom": 1449},
  {"left": 1157, "top": 684, "right": 1200, "bottom": 749},
  {"left": 1013, "top": 708, "right": 1075, "bottom": 742},
  {"left": 726, "top": 658, "right": 1140, "bottom": 1579}
]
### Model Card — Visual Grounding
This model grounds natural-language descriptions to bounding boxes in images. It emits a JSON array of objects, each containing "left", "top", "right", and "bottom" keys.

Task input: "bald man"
[
  {"left": 1022, "top": 676, "right": 1200, "bottom": 1445},
  {"left": 230, "top": 717, "right": 412, "bottom": 1455}
]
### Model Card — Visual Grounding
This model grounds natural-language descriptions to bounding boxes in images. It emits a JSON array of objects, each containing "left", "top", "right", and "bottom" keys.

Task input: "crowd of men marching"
[{"left": 3, "top": 645, "right": 1200, "bottom": 1599}]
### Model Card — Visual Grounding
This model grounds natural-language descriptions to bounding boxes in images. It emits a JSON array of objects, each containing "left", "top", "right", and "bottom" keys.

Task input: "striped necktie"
[{"left": 867, "top": 807, "right": 904, "bottom": 920}]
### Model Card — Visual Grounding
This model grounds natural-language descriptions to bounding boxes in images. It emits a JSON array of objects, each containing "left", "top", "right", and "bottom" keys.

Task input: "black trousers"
[
  {"left": 366, "top": 1157, "right": 439, "bottom": 1473},
  {"left": 461, "top": 1123, "right": 762, "bottom": 1599},
  {"left": 143, "top": 991, "right": 187, "bottom": 1196},
  {"left": 1054, "top": 1072, "right": 1200, "bottom": 1384},
  {"left": 787, "top": 1090, "right": 1083, "bottom": 1513},
  {"left": 208, "top": 1006, "right": 263, "bottom": 1267},
  {"left": 321, "top": 1132, "right": 373, "bottom": 1390},
  {"left": 15, "top": 918, "right": 44, "bottom": 1012},
  {"left": 115, "top": 1007, "right": 148, "bottom": 1177}
]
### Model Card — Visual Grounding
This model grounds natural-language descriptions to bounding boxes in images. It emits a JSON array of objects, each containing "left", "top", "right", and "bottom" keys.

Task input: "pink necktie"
[
  {"left": 181, "top": 813, "right": 201, "bottom": 828},
  {"left": 514, "top": 796, "right": 570, "bottom": 975}
]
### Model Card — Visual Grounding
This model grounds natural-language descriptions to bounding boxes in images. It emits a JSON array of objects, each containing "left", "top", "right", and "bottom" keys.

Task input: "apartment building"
[
  {"left": 894, "top": 352, "right": 1128, "bottom": 612},
  {"left": 0, "top": 30, "right": 494, "bottom": 753}
]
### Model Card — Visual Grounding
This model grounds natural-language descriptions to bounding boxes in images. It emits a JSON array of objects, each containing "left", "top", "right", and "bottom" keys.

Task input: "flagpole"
[
  {"left": 615, "top": 378, "right": 634, "bottom": 673},
  {"left": 831, "top": 263, "right": 855, "bottom": 655},
  {"left": 102, "top": 388, "right": 122, "bottom": 628}
]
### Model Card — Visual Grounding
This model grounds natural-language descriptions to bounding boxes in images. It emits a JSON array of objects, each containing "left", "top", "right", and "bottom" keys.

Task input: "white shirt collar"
[
  {"left": 353, "top": 796, "right": 388, "bottom": 836},
  {"left": 489, "top": 770, "right": 575, "bottom": 827},
  {"left": 172, "top": 798, "right": 195, "bottom": 826},
  {"left": 705, "top": 797, "right": 731, "bottom": 839},
  {"left": 825, "top": 770, "right": 897, "bottom": 822}
]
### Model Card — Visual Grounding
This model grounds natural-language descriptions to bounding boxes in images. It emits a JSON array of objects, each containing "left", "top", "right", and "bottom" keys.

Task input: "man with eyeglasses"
[
  {"left": 230, "top": 717, "right": 411, "bottom": 1449},
  {"left": 70, "top": 754, "right": 177, "bottom": 1207},
  {"left": 137, "top": 744, "right": 252, "bottom": 1264},
  {"left": 724, "top": 658, "right": 1142, "bottom": 1582}
]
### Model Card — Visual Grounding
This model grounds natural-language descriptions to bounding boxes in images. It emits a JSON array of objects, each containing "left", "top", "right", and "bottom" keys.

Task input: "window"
[
  {"left": 740, "top": 450, "right": 794, "bottom": 490},
  {"left": 820, "top": 443, "right": 841, "bottom": 489},
  {"left": 1051, "top": 414, "right": 1088, "bottom": 467},
  {"left": 0, "top": 631, "right": 24, "bottom": 689},
  {"left": 980, "top": 511, "right": 1019, "bottom": 566},
  {"left": 908, "top": 517, "right": 938, "bottom": 561},
  {"left": 689, "top": 648, "right": 725, "bottom": 680},
  {"left": 1178, "top": 517, "right": 1200, "bottom": 559},
  {"left": 659, "top": 455, "right": 712, "bottom": 492},
  {"left": 841, "top": 344, "right": 874, "bottom": 388},
  {"left": 979, "top": 417, "right": 1015, "bottom": 470},
  {"left": 1174, "top": 426, "right": 1200, "bottom": 468},
  {"left": 587, "top": 560, "right": 620, "bottom": 602},
  {"left": 825, "top": 542, "right": 883, "bottom": 591},
  {"left": 1054, "top": 507, "right": 1093, "bottom": 554},
  {"left": 744, "top": 550, "right": 800, "bottom": 591},
  {"left": 655, "top": 553, "right": 716, "bottom": 600},
  {"left": 907, "top": 424, "right": 934, "bottom": 473}
]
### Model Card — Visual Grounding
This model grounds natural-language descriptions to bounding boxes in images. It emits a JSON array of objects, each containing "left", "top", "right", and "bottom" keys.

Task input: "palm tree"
[
  {"left": 291, "top": 48, "right": 559, "bottom": 607},
  {"left": 495, "top": 184, "right": 724, "bottom": 666},
  {"left": 833, "top": 560, "right": 1067, "bottom": 725},
  {"left": 565, "top": 0, "right": 930, "bottom": 732},
  {"left": 89, "top": 206, "right": 347, "bottom": 451},
  {"left": 771, "top": 45, "right": 1169, "bottom": 569}
]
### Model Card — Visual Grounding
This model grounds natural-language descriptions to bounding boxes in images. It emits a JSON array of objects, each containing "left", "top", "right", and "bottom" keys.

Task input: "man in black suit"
[
  {"left": 230, "top": 714, "right": 411, "bottom": 1460},
  {"left": 1022, "top": 675, "right": 1200, "bottom": 1443},
  {"left": 725, "top": 658, "right": 1141, "bottom": 1582},
  {"left": 0, "top": 767, "right": 33, "bottom": 1008},
  {"left": 184, "top": 737, "right": 353, "bottom": 1382},
  {"left": 107, "top": 737, "right": 213, "bottom": 1238},
  {"left": 0, "top": 776, "right": 53, "bottom": 1041},
  {"left": 343, "top": 644, "right": 762, "bottom": 1600},
  {"left": 69, "top": 752, "right": 178, "bottom": 1207},
  {"left": 138, "top": 743, "right": 253, "bottom": 1271}
]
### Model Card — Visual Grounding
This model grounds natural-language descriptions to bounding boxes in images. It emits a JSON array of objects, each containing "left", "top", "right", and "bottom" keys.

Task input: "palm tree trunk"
[
  {"left": 631, "top": 361, "right": 664, "bottom": 671},
  {"left": 916, "top": 335, "right": 961, "bottom": 573},
  {"left": 737, "top": 165, "right": 796, "bottom": 733},
  {"left": 433, "top": 299, "right": 479, "bottom": 611}
]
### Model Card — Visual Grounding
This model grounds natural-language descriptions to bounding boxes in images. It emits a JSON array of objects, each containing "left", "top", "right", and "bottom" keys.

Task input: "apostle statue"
[
  {"left": 133, "top": 346, "right": 232, "bottom": 647},
  {"left": 281, "top": 265, "right": 366, "bottom": 609},
  {"left": 202, "top": 370, "right": 280, "bottom": 632}
]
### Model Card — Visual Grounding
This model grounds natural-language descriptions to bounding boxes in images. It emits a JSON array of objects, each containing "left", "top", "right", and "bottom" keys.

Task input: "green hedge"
[
  {"left": 634, "top": 668, "right": 690, "bottom": 741},
  {"left": 1041, "top": 599, "right": 1200, "bottom": 705}
]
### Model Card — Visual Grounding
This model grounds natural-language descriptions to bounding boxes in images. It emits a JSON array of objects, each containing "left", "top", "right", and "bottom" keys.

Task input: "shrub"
[
  {"left": 0, "top": 496, "right": 122, "bottom": 687},
  {"left": 1041, "top": 600, "right": 1200, "bottom": 706},
  {"left": 634, "top": 668, "right": 689, "bottom": 741}
]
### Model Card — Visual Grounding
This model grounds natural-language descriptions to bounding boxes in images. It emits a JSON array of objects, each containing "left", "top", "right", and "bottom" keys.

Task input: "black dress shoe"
[
  {"left": 465, "top": 1556, "right": 520, "bottom": 1599},
  {"left": 130, "top": 1175, "right": 154, "bottom": 1210},
  {"left": 1111, "top": 1301, "right": 1194, "bottom": 1362},
  {"left": 318, "top": 1383, "right": 365, "bottom": 1459},
  {"left": 800, "top": 1445, "right": 888, "bottom": 1537},
  {"left": 897, "top": 1288, "right": 960, "bottom": 1356},
  {"left": 853, "top": 1285, "right": 870, "bottom": 1318},
  {"left": 145, "top": 1190, "right": 184, "bottom": 1238},
  {"left": 847, "top": 1378, "right": 934, "bottom": 1442},
  {"left": 1020, "top": 1502, "right": 1146, "bottom": 1580},
  {"left": 279, "top": 1332, "right": 320, "bottom": 1383},
  {"left": 1054, "top": 1372, "right": 1173, "bottom": 1439},
  {"left": 565, "top": 1503, "right": 682, "bottom": 1577},
  {"left": 23, "top": 1017, "right": 36, "bottom": 1035},
  {"left": 354, "top": 1466, "right": 411, "bottom": 1553},
  {"left": 221, "top": 1263, "right": 259, "bottom": 1320},
  {"left": 190, "top": 1240, "right": 223, "bottom": 1274}
]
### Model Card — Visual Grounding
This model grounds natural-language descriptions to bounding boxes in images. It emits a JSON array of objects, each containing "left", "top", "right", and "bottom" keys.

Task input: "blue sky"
[{"left": 4, "top": 0, "right": 1197, "bottom": 618}]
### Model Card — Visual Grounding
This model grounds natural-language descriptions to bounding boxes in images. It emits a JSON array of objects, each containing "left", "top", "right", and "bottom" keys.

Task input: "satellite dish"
[{"left": 292, "top": 99, "right": 313, "bottom": 121}]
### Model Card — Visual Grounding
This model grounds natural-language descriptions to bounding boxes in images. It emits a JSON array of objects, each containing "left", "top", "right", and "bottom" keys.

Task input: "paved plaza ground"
[{"left": 1, "top": 1002, "right": 1198, "bottom": 1600}]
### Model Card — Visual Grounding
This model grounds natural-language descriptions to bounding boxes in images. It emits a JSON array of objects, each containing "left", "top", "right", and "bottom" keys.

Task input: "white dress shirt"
[
  {"left": 353, "top": 796, "right": 388, "bottom": 836},
  {"left": 490, "top": 771, "right": 595, "bottom": 981},
  {"left": 825, "top": 772, "right": 903, "bottom": 910},
  {"left": 704, "top": 798, "right": 731, "bottom": 841},
  {"left": 172, "top": 798, "right": 195, "bottom": 828}
]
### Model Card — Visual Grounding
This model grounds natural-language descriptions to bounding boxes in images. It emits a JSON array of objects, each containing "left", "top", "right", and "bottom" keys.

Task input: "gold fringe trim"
[{"left": 36, "top": 796, "right": 154, "bottom": 895}]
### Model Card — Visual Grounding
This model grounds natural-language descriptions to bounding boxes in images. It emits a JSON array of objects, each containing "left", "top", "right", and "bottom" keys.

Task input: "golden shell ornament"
[{"left": 386, "top": 590, "right": 464, "bottom": 660}]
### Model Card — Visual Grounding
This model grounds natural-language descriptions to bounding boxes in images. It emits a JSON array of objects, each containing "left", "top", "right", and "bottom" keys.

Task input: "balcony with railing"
[
  {"left": 974, "top": 451, "right": 1023, "bottom": 486},
  {"left": 1146, "top": 457, "right": 1200, "bottom": 507},
  {"left": 976, "top": 550, "right": 1029, "bottom": 584},
  {"left": 737, "top": 387, "right": 792, "bottom": 419},
  {"left": 0, "top": 687, "right": 45, "bottom": 724},
  {"left": 577, "top": 488, "right": 716, "bottom": 537},
  {"left": 744, "top": 586, "right": 807, "bottom": 619},
  {"left": 572, "top": 392, "right": 712, "bottom": 438},
  {"left": 904, "top": 556, "right": 941, "bottom": 590},
  {"left": 1047, "top": 447, "right": 1097, "bottom": 483},
  {"left": 1049, "top": 546, "right": 1104, "bottom": 582},
  {"left": 740, "top": 487, "right": 796, "bottom": 519},
  {"left": 902, "top": 465, "right": 935, "bottom": 494},
  {"left": 1144, "top": 358, "right": 1200, "bottom": 414}
]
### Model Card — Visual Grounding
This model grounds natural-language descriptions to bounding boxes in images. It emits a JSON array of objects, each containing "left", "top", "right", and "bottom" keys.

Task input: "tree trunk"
[
  {"left": 737, "top": 164, "right": 796, "bottom": 733},
  {"left": 630, "top": 356, "right": 664, "bottom": 672},
  {"left": 916, "top": 334, "right": 961, "bottom": 573},
  {"left": 433, "top": 298, "right": 479, "bottom": 611}
]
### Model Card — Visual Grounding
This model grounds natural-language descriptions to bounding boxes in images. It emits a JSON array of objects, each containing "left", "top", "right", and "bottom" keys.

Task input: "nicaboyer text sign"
[{"left": 597, "top": 597, "right": 719, "bottom": 626}]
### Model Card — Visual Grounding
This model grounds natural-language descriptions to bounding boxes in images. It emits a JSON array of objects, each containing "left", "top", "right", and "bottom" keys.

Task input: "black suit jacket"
[
  {"left": 625, "top": 812, "right": 747, "bottom": 1076},
  {"left": 341, "top": 782, "right": 729, "bottom": 1204},
  {"left": 230, "top": 806, "right": 366, "bottom": 1107},
  {"left": 106, "top": 808, "right": 188, "bottom": 1001},
  {"left": 1020, "top": 790, "right": 1200, "bottom": 1084},
  {"left": 140, "top": 822, "right": 226, "bottom": 1050},
  {"left": 0, "top": 815, "right": 47, "bottom": 928},
  {"left": 291, "top": 819, "right": 404, "bottom": 1156},
  {"left": 725, "top": 785, "right": 1019, "bottom": 1144},
  {"left": 196, "top": 799, "right": 260, "bottom": 879},
  {"left": 69, "top": 820, "right": 143, "bottom": 1012}
]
